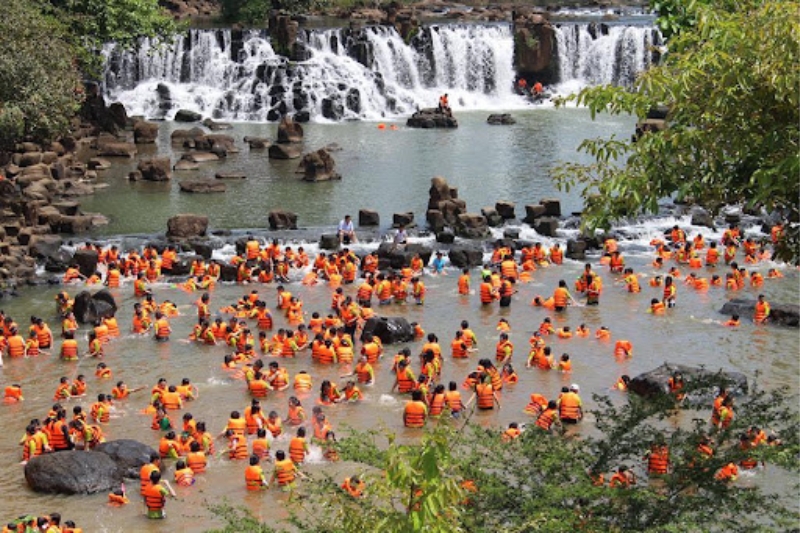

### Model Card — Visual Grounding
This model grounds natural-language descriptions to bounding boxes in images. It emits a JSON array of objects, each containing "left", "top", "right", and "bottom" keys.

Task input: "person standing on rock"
[
  {"left": 391, "top": 225, "right": 408, "bottom": 252},
  {"left": 337, "top": 215, "right": 356, "bottom": 245}
]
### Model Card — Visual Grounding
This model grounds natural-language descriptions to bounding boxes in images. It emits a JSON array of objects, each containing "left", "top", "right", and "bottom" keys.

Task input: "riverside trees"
[
  {"left": 209, "top": 379, "right": 799, "bottom": 532},
  {"left": 0, "top": 0, "right": 176, "bottom": 150},
  {"left": 553, "top": 0, "right": 800, "bottom": 263}
]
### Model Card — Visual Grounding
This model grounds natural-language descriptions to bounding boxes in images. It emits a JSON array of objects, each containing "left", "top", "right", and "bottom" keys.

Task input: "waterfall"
[
  {"left": 554, "top": 23, "right": 662, "bottom": 89},
  {"left": 102, "top": 22, "right": 660, "bottom": 122}
]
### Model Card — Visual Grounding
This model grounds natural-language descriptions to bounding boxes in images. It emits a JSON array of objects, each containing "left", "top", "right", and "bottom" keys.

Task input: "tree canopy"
[
  {"left": 209, "top": 378, "right": 799, "bottom": 533},
  {"left": 553, "top": 0, "right": 799, "bottom": 262}
]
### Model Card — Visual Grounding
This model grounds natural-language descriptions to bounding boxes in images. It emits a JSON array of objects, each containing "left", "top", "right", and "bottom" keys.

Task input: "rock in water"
[
  {"left": 361, "top": 316, "right": 414, "bottom": 344},
  {"left": 277, "top": 115, "right": 304, "bottom": 143},
  {"left": 406, "top": 108, "right": 458, "bottom": 129},
  {"left": 268, "top": 144, "right": 302, "bottom": 160},
  {"left": 72, "top": 249, "right": 98, "bottom": 277},
  {"left": 138, "top": 157, "right": 172, "bottom": 181},
  {"left": 376, "top": 242, "right": 433, "bottom": 270},
  {"left": 487, "top": 113, "right": 516, "bottom": 125},
  {"left": 95, "top": 440, "right": 159, "bottom": 479},
  {"left": 25, "top": 451, "right": 120, "bottom": 494},
  {"left": 720, "top": 298, "right": 799, "bottom": 327},
  {"left": 300, "top": 149, "right": 341, "bottom": 182},
  {"left": 268, "top": 210, "right": 298, "bottom": 230},
  {"left": 358, "top": 209, "right": 380, "bottom": 226},
  {"left": 72, "top": 289, "right": 118, "bottom": 324},
  {"left": 448, "top": 243, "right": 484, "bottom": 268},
  {"left": 166, "top": 214, "right": 208, "bottom": 239},
  {"left": 178, "top": 180, "right": 227, "bottom": 193},
  {"left": 174, "top": 109, "right": 202, "bottom": 122},
  {"left": 629, "top": 363, "right": 748, "bottom": 400}
]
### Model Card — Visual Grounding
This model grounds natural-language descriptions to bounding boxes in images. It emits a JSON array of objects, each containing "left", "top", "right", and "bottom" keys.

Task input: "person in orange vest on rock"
[
  {"left": 715, "top": 462, "right": 739, "bottom": 483},
  {"left": 531, "top": 81, "right": 543, "bottom": 97}
]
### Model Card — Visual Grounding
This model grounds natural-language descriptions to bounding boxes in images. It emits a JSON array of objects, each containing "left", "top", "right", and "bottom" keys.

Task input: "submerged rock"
[
  {"left": 73, "top": 289, "right": 117, "bottom": 324},
  {"left": 25, "top": 451, "right": 119, "bottom": 495},
  {"left": 487, "top": 113, "right": 516, "bottom": 125},
  {"left": 720, "top": 298, "right": 799, "bottom": 328},
  {"left": 629, "top": 363, "right": 748, "bottom": 400},
  {"left": 178, "top": 179, "right": 227, "bottom": 193},
  {"left": 361, "top": 316, "right": 414, "bottom": 344}
]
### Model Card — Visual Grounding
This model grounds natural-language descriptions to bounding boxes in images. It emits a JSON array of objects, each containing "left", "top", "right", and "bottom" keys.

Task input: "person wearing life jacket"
[
  {"left": 153, "top": 312, "right": 171, "bottom": 342},
  {"left": 536, "top": 400, "right": 560, "bottom": 432},
  {"left": 143, "top": 470, "right": 175, "bottom": 519},
  {"left": 341, "top": 475, "right": 366, "bottom": 498},
  {"left": 531, "top": 81, "right": 543, "bottom": 97},
  {"left": 466, "top": 374, "right": 500, "bottom": 411},
  {"left": 737, "top": 433, "right": 760, "bottom": 470},
  {"left": 716, "top": 396, "right": 735, "bottom": 430},
  {"left": 715, "top": 462, "right": 739, "bottom": 483},
  {"left": 670, "top": 225, "right": 686, "bottom": 245},
  {"left": 479, "top": 275, "right": 497, "bottom": 305},
  {"left": 185, "top": 441, "right": 207, "bottom": 474},
  {"left": 722, "top": 314, "right": 740, "bottom": 327},
  {"left": 662, "top": 276, "right": 677, "bottom": 307},
  {"left": 648, "top": 298, "right": 666, "bottom": 315},
  {"left": 3, "top": 383, "right": 23, "bottom": 403},
  {"left": 59, "top": 331, "right": 79, "bottom": 361},
  {"left": 495, "top": 333, "right": 513, "bottom": 365},
  {"left": 613, "top": 375, "right": 631, "bottom": 392},
  {"left": 645, "top": 441, "right": 670, "bottom": 475},
  {"left": 438, "top": 93, "right": 450, "bottom": 114},
  {"left": 403, "top": 390, "right": 428, "bottom": 428},
  {"left": 5, "top": 327, "right": 24, "bottom": 358},
  {"left": 609, "top": 251, "right": 625, "bottom": 273},
  {"left": 173, "top": 459, "right": 195, "bottom": 487},
  {"left": 502, "top": 422, "right": 522, "bottom": 442},
  {"left": 553, "top": 280, "right": 574, "bottom": 311},
  {"left": 523, "top": 393, "right": 548, "bottom": 416},
  {"left": 558, "top": 384, "right": 582, "bottom": 423},
  {"left": 271, "top": 449, "right": 300, "bottom": 489},
  {"left": 754, "top": 293, "right": 770, "bottom": 324},
  {"left": 609, "top": 465, "right": 636, "bottom": 488},
  {"left": 108, "top": 488, "right": 129, "bottom": 506}
]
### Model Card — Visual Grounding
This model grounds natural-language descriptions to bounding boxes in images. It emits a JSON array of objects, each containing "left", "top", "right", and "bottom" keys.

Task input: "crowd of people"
[{"left": 1, "top": 219, "right": 788, "bottom": 526}]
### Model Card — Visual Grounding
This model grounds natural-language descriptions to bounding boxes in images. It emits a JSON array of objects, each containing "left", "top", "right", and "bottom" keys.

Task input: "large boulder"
[
  {"left": 629, "top": 363, "right": 748, "bottom": 402},
  {"left": 406, "top": 108, "right": 458, "bottom": 129},
  {"left": 167, "top": 214, "right": 208, "bottom": 239},
  {"left": 73, "top": 289, "right": 118, "bottom": 324},
  {"left": 277, "top": 115, "right": 304, "bottom": 143},
  {"left": 72, "top": 249, "right": 99, "bottom": 277},
  {"left": 178, "top": 180, "right": 227, "bottom": 193},
  {"left": 487, "top": 113, "right": 516, "bottom": 125},
  {"left": 457, "top": 213, "right": 490, "bottom": 238},
  {"left": 360, "top": 316, "right": 414, "bottom": 344},
  {"left": 138, "top": 157, "right": 172, "bottom": 181},
  {"left": 319, "top": 234, "right": 340, "bottom": 250},
  {"left": 720, "top": 298, "right": 799, "bottom": 328},
  {"left": 393, "top": 212, "right": 415, "bottom": 228},
  {"left": 174, "top": 109, "right": 202, "bottom": 122},
  {"left": 566, "top": 239, "right": 587, "bottom": 260},
  {"left": 133, "top": 120, "right": 159, "bottom": 144},
  {"left": 245, "top": 136, "right": 271, "bottom": 149},
  {"left": 480, "top": 207, "right": 503, "bottom": 227},
  {"left": 533, "top": 216, "right": 559, "bottom": 237},
  {"left": 376, "top": 242, "right": 432, "bottom": 270},
  {"left": 268, "top": 210, "right": 298, "bottom": 230},
  {"left": 28, "top": 235, "right": 64, "bottom": 260},
  {"left": 96, "top": 142, "right": 137, "bottom": 158},
  {"left": 448, "top": 243, "right": 484, "bottom": 268},
  {"left": 359, "top": 209, "right": 380, "bottom": 227},
  {"left": 301, "top": 149, "right": 341, "bottom": 182},
  {"left": 539, "top": 198, "right": 561, "bottom": 217},
  {"left": 25, "top": 451, "right": 120, "bottom": 494},
  {"left": 513, "top": 11, "right": 557, "bottom": 85},
  {"left": 95, "top": 440, "right": 159, "bottom": 479}
]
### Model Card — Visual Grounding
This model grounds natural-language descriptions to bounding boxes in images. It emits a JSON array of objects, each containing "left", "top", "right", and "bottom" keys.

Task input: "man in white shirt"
[
  {"left": 338, "top": 215, "right": 356, "bottom": 244},
  {"left": 391, "top": 225, "right": 408, "bottom": 252}
]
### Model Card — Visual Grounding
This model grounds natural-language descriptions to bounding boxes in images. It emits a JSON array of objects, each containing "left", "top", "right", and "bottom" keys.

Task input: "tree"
[
  {"left": 48, "top": 0, "right": 179, "bottom": 77},
  {"left": 552, "top": 0, "right": 800, "bottom": 262},
  {"left": 0, "top": 0, "right": 82, "bottom": 150},
  {"left": 208, "top": 378, "right": 799, "bottom": 532}
]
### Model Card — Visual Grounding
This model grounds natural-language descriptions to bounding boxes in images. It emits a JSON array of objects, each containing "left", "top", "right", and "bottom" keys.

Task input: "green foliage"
[
  {"left": 220, "top": 0, "right": 272, "bottom": 25},
  {"left": 209, "top": 376, "right": 799, "bottom": 532},
  {"left": 0, "top": 0, "right": 82, "bottom": 149},
  {"left": 48, "top": 0, "right": 179, "bottom": 77},
  {"left": 553, "top": 0, "right": 800, "bottom": 262}
]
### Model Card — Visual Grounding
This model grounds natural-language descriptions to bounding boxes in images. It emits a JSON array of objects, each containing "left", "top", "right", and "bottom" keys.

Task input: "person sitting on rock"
[
  {"left": 438, "top": 94, "right": 451, "bottom": 116},
  {"left": 337, "top": 215, "right": 356, "bottom": 245}
]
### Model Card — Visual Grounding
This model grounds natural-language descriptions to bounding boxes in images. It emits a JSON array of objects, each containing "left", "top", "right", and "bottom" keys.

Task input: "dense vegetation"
[
  {"left": 0, "top": 0, "right": 175, "bottom": 150},
  {"left": 553, "top": 0, "right": 800, "bottom": 262},
  {"left": 208, "top": 380, "right": 799, "bottom": 532}
]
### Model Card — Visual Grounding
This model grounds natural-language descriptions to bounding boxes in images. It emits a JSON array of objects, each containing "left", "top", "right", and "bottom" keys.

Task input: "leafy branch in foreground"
[
  {"left": 209, "top": 375, "right": 799, "bottom": 532},
  {"left": 552, "top": 0, "right": 800, "bottom": 263}
]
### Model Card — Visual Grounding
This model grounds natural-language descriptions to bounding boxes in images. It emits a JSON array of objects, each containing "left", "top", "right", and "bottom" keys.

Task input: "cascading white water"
[
  {"left": 102, "top": 22, "right": 659, "bottom": 122},
  {"left": 553, "top": 23, "right": 662, "bottom": 92}
]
